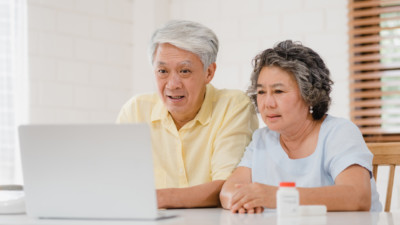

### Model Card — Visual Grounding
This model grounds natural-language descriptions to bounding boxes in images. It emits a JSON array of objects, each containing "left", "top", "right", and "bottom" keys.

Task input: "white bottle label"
[{"left": 277, "top": 188, "right": 299, "bottom": 217}]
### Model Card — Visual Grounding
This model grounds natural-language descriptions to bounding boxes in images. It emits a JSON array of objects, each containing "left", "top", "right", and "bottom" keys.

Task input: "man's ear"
[{"left": 205, "top": 62, "right": 216, "bottom": 84}]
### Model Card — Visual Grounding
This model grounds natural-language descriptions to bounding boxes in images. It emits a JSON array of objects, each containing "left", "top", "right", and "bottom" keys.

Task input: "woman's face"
[{"left": 256, "top": 66, "right": 310, "bottom": 134}]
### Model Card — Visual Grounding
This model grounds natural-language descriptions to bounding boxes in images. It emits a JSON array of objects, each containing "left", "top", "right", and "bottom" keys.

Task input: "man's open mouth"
[{"left": 167, "top": 95, "right": 184, "bottom": 100}]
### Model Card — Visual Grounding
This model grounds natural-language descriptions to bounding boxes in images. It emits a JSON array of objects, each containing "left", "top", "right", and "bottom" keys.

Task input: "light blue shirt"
[{"left": 238, "top": 115, "right": 382, "bottom": 212}]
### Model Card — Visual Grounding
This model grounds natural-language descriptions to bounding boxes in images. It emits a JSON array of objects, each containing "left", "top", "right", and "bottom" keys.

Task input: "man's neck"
[
  {"left": 172, "top": 117, "right": 190, "bottom": 130},
  {"left": 170, "top": 91, "right": 207, "bottom": 130},
  {"left": 171, "top": 110, "right": 200, "bottom": 131}
]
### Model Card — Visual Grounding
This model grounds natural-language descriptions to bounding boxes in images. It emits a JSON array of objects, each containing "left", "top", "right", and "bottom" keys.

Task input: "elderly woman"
[{"left": 219, "top": 40, "right": 382, "bottom": 213}]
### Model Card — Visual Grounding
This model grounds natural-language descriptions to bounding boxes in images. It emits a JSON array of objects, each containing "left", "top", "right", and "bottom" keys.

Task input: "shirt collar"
[
  {"left": 151, "top": 94, "right": 168, "bottom": 123},
  {"left": 195, "top": 84, "right": 214, "bottom": 126}
]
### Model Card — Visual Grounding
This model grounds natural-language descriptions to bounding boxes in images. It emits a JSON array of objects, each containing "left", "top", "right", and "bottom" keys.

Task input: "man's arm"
[{"left": 157, "top": 180, "right": 225, "bottom": 209}]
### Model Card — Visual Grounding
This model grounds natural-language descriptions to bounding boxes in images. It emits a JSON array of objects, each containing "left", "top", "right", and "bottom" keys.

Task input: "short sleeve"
[
  {"left": 237, "top": 129, "right": 261, "bottom": 169},
  {"left": 210, "top": 96, "right": 258, "bottom": 180},
  {"left": 116, "top": 96, "right": 138, "bottom": 123},
  {"left": 323, "top": 118, "right": 373, "bottom": 181},
  {"left": 116, "top": 94, "right": 157, "bottom": 124}
]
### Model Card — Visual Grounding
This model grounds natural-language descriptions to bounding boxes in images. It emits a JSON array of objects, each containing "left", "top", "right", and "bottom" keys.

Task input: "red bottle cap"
[{"left": 279, "top": 182, "right": 296, "bottom": 187}]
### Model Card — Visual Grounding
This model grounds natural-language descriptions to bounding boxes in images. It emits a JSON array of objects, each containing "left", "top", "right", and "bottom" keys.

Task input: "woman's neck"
[{"left": 280, "top": 116, "right": 325, "bottom": 159}]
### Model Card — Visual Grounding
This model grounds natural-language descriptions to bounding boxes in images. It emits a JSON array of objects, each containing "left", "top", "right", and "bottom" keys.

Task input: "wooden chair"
[{"left": 367, "top": 142, "right": 400, "bottom": 212}]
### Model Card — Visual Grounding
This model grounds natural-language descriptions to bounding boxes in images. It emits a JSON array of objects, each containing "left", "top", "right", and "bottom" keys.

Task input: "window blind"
[{"left": 349, "top": 0, "right": 400, "bottom": 142}]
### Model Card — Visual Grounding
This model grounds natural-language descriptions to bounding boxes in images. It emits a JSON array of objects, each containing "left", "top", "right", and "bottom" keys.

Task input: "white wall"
[
  {"left": 27, "top": 0, "right": 400, "bottom": 212},
  {"left": 28, "top": 0, "right": 134, "bottom": 124},
  {"left": 27, "top": 0, "right": 349, "bottom": 123},
  {"left": 132, "top": 0, "right": 350, "bottom": 119}
]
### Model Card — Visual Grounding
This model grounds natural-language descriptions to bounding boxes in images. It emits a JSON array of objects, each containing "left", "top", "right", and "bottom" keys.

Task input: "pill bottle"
[{"left": 276, "top": 182, "right": 299, "bottom": 217}]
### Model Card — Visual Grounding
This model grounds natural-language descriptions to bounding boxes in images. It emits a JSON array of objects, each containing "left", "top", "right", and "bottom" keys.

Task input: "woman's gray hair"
[
  {"left": 148, "top": 20, "right": 219, "bottom": 71},
  {"left": 248, "top": 40, "right": 333, "bottom": 120}
]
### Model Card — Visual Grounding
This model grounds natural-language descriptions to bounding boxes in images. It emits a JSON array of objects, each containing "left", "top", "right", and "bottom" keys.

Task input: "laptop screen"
[{"left": 19, "top": 123, "right": 160, "bottom": 219}]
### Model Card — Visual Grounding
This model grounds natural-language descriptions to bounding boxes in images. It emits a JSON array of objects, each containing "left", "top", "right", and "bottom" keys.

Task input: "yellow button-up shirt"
[{"left": 116, "top": 84, "right": 258, "bottom": 188}]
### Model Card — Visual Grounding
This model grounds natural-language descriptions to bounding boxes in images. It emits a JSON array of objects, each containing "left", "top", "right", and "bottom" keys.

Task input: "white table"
[{"left": 0, "top": 208, "right": 399, "bottom": 225}]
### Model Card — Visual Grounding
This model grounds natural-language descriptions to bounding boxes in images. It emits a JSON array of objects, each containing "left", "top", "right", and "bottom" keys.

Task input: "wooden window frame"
[{"left": 349, "top": 0, "right": 400, "bottom": 142}]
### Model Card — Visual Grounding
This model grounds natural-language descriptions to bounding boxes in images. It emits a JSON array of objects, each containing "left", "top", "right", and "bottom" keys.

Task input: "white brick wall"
[
  {"left": 28, "top": 0, "right": 134, "bottom": 124},
  {"left": 166, "top": 0, "right": 349, "bottom": 119},
  {"left": 27, "top": 0, "right": 400, "bottom": 212},
  {"left": 27, "top": 0, "right": 350, "bottom": 122},
  {"left": 27, "top": 0, "right": 350, "bottom": 131}
]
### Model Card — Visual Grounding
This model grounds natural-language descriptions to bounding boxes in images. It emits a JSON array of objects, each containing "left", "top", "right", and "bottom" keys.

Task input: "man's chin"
[{"left": 166, "top": 106, "right": 186, "bottom": 116}]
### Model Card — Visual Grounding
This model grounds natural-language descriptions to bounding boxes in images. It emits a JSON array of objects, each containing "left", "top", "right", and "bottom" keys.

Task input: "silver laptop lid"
[{"left": 19, "top": 123, "right": 158, "bottom": 219}]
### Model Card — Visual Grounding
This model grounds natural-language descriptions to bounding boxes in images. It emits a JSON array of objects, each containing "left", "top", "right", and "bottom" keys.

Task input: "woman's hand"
[
  {"left": 230, "top": 183, "right": 278, "bottom": 213},
  {"left": 220, "top": 167, "right": 252, "bottom": 210}
]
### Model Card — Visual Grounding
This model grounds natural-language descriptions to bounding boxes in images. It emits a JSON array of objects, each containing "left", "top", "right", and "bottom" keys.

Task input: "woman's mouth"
[{"left": 267, "top": 114, "right": 280, "bottom": 118}]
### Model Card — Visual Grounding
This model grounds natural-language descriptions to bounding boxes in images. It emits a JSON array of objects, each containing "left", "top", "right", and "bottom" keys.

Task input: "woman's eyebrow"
[
  {"left": 256, "top": 83, "right": 284, "bottom": 88},
  {"left": 271, "top": 83, "right": 284, "bottom": 88}
]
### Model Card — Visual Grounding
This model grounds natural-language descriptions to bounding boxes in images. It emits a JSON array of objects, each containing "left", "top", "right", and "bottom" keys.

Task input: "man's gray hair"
[{"left": 148, "top": 20, "right": 219, "bottom": 71}]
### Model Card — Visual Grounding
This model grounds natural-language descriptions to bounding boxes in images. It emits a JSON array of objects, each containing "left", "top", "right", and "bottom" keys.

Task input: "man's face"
[{"left": 153, "top": 43, "right": 215, "bottom": 125}]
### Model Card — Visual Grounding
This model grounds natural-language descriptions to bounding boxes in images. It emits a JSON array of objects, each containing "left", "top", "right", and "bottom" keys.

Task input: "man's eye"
[
  {"left": 158, "top": 69, "right": 167, "bottom": 73},
  {"left": 274, "top": 90, "right": 283, "bottom": 94},
  {"left": 180, "top": 69, "right": 191, "bottom": 73}
]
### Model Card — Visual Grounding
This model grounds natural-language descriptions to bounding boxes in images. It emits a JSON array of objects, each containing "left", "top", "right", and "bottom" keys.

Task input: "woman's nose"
[{"left": 261, "top": 94, "right": 276, "bottom": 109}]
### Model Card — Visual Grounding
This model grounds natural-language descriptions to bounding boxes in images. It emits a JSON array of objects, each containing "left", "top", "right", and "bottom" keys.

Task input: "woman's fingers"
[
  {"left": 229, "top": 183, "right": 269, "bottom": 214},
  {"left": 246, "top": 208, "right": 255, "bottom": 214},
  {"left": 238, "top": 207, "right": 246, "bottom": 214},
  {"left": 243, "top": 198, "right": 262, "bottom": 210},
  {"left": 230, "top": 186, "right": 249, "bottom": 208},
  {"left": 255, "top": 206, "right": 264, "bottom": 214}
]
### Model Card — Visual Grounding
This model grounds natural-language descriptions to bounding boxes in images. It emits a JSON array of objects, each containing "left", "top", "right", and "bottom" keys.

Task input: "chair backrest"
[{"left": 367, "top": 142, "right": 400, "bottom": 212}]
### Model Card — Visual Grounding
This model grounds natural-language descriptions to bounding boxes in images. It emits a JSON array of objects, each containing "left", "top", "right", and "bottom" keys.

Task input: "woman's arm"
[
  {"left": 230, "top": 164, "right": 371, "bottom": 212},
  {"left": 219, "top": 167, "right": 252, "bottom": 210},
  {"left": 298, "top": 164, "right": 371, "bottom": 211}
]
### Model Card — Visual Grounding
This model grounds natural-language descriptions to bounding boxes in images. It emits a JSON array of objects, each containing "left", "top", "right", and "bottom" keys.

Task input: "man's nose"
[{"left": 166, "top": 73, "right": 182, "bottom": 89}]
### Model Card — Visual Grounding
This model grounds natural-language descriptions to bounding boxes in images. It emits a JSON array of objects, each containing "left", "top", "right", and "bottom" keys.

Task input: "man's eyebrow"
[
  {"left": 178, "top": 60, "right": 192, "bottom": 66},
  {"left": 155, "top": 61, "right": 166, "bottom": 66},
  {"left": 155, "top": 60, "right": 193, "bottom": 66}
]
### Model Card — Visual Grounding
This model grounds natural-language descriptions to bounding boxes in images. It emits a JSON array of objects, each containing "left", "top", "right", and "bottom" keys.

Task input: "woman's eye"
[{"left": 257, "top": 90, "right": 265, "bottom": 95}]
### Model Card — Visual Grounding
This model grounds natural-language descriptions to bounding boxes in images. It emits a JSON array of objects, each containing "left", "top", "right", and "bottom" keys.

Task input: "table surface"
[{"left": 0, "top": 208, "right": 399, "bottom": 225}]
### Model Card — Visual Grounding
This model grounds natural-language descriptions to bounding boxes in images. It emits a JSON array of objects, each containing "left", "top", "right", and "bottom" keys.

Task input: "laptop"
[{"left": 18, "top": 123, "right": 171, "bottom": 220}]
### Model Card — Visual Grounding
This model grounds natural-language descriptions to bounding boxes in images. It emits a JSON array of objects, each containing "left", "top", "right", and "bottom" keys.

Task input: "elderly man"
[{"left": 117, "top": 20, "right": 258, "bottom": 208}]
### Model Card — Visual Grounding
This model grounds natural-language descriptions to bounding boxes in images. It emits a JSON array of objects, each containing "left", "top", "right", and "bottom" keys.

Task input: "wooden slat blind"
[{"left": 349, "top": 0, "right": 400, "bottom": 142}]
